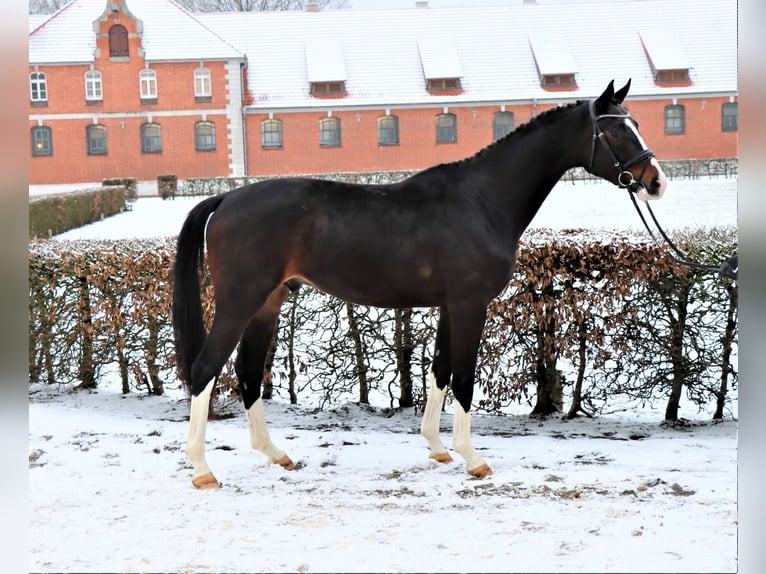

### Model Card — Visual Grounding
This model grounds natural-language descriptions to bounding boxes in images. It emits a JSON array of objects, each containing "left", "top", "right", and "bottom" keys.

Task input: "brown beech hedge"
[{"left": 28, "top": 227, "right": 737, "bottom": 420}]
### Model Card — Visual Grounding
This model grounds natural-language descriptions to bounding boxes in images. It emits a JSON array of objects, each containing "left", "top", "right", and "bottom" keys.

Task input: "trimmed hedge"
[
  {"left": 28, "top": 228, "right": 738, "bottom": 420},
  {"left": 29, "top": 186, "right": 126, "bottom": 238}
]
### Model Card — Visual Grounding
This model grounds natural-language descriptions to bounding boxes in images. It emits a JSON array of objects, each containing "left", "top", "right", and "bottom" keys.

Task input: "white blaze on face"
[{"left": 625, "top": 117, "right": 667, "bottom": 201}]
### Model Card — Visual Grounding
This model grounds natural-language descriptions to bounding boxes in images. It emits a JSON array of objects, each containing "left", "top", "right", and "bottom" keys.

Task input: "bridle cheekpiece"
[{"left": 587, "top": 99, "right": 655, "bottom": 192}]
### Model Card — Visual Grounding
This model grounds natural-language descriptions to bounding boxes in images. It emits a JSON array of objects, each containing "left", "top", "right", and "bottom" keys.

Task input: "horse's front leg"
[{"left": 448, "top": 303, "right": 493, "bottom": 478}]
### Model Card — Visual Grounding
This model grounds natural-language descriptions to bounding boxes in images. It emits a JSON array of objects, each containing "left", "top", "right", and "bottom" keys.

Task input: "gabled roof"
[
  {"left": 528, "top": 31, "right": 577, "bottom": 76},
  {"left": 196, "top": 0, "right": 736, "bottom": 110},
  {"left": 28, "top": 0, "right": 243, "bottom": 65},
  {"left": 29, "top": 0, "right": 736, "bottom": 109}
]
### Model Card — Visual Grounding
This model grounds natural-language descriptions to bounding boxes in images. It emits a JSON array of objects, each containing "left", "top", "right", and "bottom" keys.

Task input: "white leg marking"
[
  {"left": 246, "top": 398, "right": 288, "bottom": 464},
  {"left": 420, "top": 372, "right": 452, "bottom": 462},
  {"left": 185, "top": 379, "right": 215, "bottom": 481},
  {"left": 452, "top": 401, "right": 490, "bottom": 475}
]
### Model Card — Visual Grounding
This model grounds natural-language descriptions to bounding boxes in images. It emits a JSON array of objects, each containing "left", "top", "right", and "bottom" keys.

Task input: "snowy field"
[{"left": 30, "top": 177, "right": 738, "bottom": 572}]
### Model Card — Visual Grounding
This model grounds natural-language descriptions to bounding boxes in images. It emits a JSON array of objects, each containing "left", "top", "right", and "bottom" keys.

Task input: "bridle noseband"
[
  {"left": 587, "top": 99, "right": 655, "bottom": 192},
  {"left": 586, "top": 100, "right": 737, "bottom": 280}
]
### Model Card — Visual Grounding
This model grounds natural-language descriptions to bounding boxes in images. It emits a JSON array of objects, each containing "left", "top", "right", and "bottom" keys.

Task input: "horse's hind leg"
[
  {"left": 421, "top": 306, "right": 454, "bottom": 464},
  {"left": 235, "top": 285, "right": 294, "bottom": 470},
  {"left": 186, "top": 315, "right": 249, "bottom": 489},
  {"left": 448, "top": 303, "right": 493, "bottom": 478}
]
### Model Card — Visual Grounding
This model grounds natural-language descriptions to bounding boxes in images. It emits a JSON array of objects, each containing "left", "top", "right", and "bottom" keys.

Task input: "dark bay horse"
[{"left": 173, "top": 80, "right": 666, "bottom": 488}]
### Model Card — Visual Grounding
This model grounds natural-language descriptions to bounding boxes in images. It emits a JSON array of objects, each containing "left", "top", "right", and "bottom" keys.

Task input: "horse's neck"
[{"left": 471, "top": 107, "right": 585, "bottom": 232}]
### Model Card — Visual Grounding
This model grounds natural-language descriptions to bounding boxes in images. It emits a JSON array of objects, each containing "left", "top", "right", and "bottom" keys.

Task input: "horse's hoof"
[
  {"left": 192, "top": 473, "right": 221, "bottom": 489},
  {"left": 429, "top": 451, "right": 454, "bottom": 464},
  {"left": 275, "top": 455, "right": 296, "bottom": 470},
  {"left": 467, "top": 463, "right": 493, "bottom": 479}
]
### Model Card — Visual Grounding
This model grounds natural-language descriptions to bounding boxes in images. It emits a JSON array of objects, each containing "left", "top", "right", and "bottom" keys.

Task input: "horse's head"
[{"left": 585, "top": 79, "right": 666, "bottom": 201}]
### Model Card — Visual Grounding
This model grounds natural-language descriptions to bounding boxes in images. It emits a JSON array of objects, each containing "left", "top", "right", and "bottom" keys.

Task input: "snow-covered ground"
[
  {"left": 54, "top": 177, "right": 737, "bottom": 241},
  {"left": 31, "top": 177, "right": 738, "bottom": 572},
  {"left": 29, "top": 378, "right": 737, "bottom": 573}
]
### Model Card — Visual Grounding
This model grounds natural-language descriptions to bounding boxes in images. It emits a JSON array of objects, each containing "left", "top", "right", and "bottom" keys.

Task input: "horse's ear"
[
  {"left": 594, "top": 80, "right": 616, "bottom": 113},
  {"left": 613, "top": 79, "right": 631, "bottom": 104}
]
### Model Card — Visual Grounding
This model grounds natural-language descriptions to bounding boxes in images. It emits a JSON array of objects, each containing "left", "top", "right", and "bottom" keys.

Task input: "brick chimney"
[
  {"left": 305, "top": 1, "right": 320, "bottom": 11},
  {"left": 415, "top": 1, "right": 429, "bottom": 8}
]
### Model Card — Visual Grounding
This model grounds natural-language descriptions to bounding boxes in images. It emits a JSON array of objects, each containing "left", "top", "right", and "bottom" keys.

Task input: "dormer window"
[
  {"left": 528, "top": 33, "right": 577, "bottom": 91},
  {"left": 639, "top": 30, "right": 691, "bottom": 85},
  {"left": 310, "top": 81, "right": 345, "bottom": 96},
  {"left": 305, "top": 39, "right": 347, "bottom": 98},
  {"left": 418, "top": 37, "right": 463, "bottom": 95},
  {"left": 426, "top": 78, "right": 462, "bottom": 92}
]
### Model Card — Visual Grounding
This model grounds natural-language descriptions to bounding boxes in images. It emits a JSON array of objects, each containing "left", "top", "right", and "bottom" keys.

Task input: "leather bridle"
[{"left": 587, "top": 99, "right": 655, "bottom": 193}]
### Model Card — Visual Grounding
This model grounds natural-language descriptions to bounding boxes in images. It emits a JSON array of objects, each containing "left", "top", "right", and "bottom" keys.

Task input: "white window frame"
[
  {"left": 30, "top": 72, "right": 47, "bottom": 102},
  {"left": 85, "top": 70, "right": 103, "bottom": 101},
  {"left": 139, "top": 68, "right": 157, "bottom": 100},
  {"left": 194, "top": 67, "right": 211, "bottom": 98}
]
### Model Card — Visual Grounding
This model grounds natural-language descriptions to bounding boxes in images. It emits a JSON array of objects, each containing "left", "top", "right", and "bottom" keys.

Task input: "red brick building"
[{"left": 29, "top": 0, "right": 738, "bottom": 191}]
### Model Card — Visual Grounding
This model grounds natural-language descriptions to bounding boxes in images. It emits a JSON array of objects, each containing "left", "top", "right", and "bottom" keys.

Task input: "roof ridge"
[
  {"left": 164, "top": 0, "right": 245, "bottom": 58},
  {"left": 29, "top": 0, "right": 77, "bottom": 36}
]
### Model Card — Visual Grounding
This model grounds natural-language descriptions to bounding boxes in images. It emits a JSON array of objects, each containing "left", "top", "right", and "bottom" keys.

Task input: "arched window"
[
  {"left": 31, "top": 126, "right": 52, "bottom": 156},
  {"left": 377, "top": 115, "right": 399, "bottom": 146},
  {"left": 319, "top": 116, "right": 341, "bottom": 147},
  {"left": 86, "top": 124, "right": 107, "bottom": 155},
  {"left": 141, "top": 122, "right": 162, "bottom": 153},
  {"left": 195, "top": 121, "right": 216, "bottom": 151},
  {"left": 194, "top": 67, "right": 211, "bottom": 99},
  {"left": 261, "top": 119, "right": 283, "bottom": 149},
  {"left": 139, "top": 69, "right": 157, "bottom": 100},
  {"left": 109, "top": 24, "right": 129, "bottom": 58},
  {"left": 85, "top": 70, "right": 103, "bottom": 101},
  {"left": 664, "top": 105, "right": 685, "bottom": 135},
  {"left": 30, "top": 72, "right": 47, "bottom": 104},
  {"left": 435, "top": 113, "right": 457, "bottom": 144},
  {"left": 492, "top": 111, "right": 514, "bottom": 141}
]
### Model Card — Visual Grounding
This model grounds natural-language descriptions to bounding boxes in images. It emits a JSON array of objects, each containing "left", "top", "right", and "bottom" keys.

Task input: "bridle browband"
[
  {"left": 587, "top": 98, "right": 738, "bottom": 281},
  {"left": 587, "top": 99, "right": 655, "bottom": 192}
]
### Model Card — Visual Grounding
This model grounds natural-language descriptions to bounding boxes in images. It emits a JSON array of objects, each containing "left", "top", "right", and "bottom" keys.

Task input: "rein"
[
  {"left": 627, "top": 190, "right": 738, "bottom": 280},
  {"left": 587, "top": 98, "right": 738, "bottom": 281}
]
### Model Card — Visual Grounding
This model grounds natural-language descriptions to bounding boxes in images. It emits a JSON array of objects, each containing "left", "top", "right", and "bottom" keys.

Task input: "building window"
[
  {"left": 195, "top": 121, "right": 216, "bottom": 151},
  {"left": 310, "top": 82, "right": 346, "bottom": 96},
  {"left": 435, "top": 113, "right": 457, "bottom": 144},
  {"left": 261, "top": 119, "right": 283, "bottom": 149},
  {"left": 493, "top": 111, "right": 514, "bottom": 141},
  {"left": 85, "top": 70, "right": 103, "bottom": 102},
  {"left": 377, "top": 115, "right": 399, "bottom": 146},
  {"left": 655, "top": 69, "right": 690, "bottom": 84},
  {"left": 540, "top": 73, "right": 576, "bottom": 88},
  {"left": 141, "top": 122, "right": 162, "bottom": 153},
  {"left": 139, "top": 69, "right": 157, "bottom": 101},
  {"left": 86, "top": 124, "right": 107, "bottom": 155},
  {"left": 722, "top": 102, "right": 738, "bottom": 132},
  {"left": 109, "top": 24, "right": 129, "bottom": 58},
  {"left": 664, "top": 104, "right": 685, "bottom": 135},
  {"left": 427, "top": 78, "right": 461, "bottom": 92},
  {"left": 31, "top": 126, "right": 52, "bottom": 156},
  {"left": 30, "top": 72, "right": 47, "bottom": 105},
  {"left": 319, "top": 117, "right": 341, "bottom": 147},
  {"left": 194, "top": 67, "right": 211, "bottom": 101}
]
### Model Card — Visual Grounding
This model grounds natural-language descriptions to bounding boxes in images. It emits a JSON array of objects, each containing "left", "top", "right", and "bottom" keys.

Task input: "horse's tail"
[{"left": 172, "top": 194, "right": 226, "bottom": 390}]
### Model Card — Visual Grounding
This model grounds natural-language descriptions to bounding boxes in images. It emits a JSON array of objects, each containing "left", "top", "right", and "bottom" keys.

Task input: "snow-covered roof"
[
  {"left": 638, "top": 29, "right": 692, "bottom": 72},
  {"left": 305, "top": 39, "right": 346, "bottom": 82},
  {"left": 28, "top": 0, "right": 243, "bottom": 65},
  {"left": 29, "top": 0, "right": 736, "bottom": 109},
  {"left": 528, "top": 31, "right": 577, "bottom": 76},
  {"left": 417, "top": 36, "right": 463, "bottom": 80}
]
